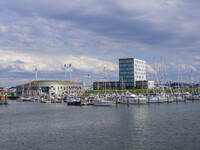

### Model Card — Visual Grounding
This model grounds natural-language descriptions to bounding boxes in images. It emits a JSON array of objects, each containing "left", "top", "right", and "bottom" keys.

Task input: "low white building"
[{"left": 16, "top": 80, "right": 85, "bottom": 97}]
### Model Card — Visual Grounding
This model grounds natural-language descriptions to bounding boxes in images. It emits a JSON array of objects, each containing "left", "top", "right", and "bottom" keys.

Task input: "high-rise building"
[{"left": 119, "top": 58, "right": 146, "bottom": 89}]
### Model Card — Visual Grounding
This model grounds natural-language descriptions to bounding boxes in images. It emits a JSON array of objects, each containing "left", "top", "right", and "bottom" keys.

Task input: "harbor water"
[{"left": 0, "top": 101, "right": 200, "bottom": 150}]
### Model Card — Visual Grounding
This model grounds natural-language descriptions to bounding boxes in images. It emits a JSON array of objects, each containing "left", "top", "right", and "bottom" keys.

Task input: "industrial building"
[
  {"left": 93, "top": 58, "right": 150, "bottom": 90},
  {"left": 16, "top": 80, "right": 85, "bottom": 97}
]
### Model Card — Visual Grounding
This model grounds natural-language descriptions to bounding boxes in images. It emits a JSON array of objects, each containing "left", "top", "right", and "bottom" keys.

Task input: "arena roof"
[{"left": 17, "top": 80, "right": 83, "bottom": 87}]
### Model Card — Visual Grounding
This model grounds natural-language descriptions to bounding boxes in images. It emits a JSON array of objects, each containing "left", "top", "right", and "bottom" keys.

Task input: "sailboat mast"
[
  {"left": 35, "top": 68, "right": 37, "bottom": 81},
  {"left": 104, "top": 67, "right": 106, "bottom": 94},
  {"left": 3, "top": 81, "right": 4, "bottom": 95},
  {"left": 177, "top": 65, "right": 179, "bottom": 90}
]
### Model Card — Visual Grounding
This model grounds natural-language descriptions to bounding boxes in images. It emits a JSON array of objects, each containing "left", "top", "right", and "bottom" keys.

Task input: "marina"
[{"left": 10, "top": 90, "right": 200, "bottom": 106}]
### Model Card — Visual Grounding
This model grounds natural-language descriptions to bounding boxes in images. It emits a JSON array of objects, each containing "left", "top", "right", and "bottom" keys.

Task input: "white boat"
[
  {"left": 43, "top": 100, "right": 52, "bottom": 103},
  {"left": 172, "top": 96, "right": 186, "bottom": 102},
  {"left": 163, "top": 96, "right": 173, "bottom": 103},
  {"left": 186, "top": 94, "right": 200, "bottom": 100},
  {"left": 148, "top": 96, "right": 164, "bottom": 103},
  {"left": 93, "top": 100, "right": 113, "bottom": 106},
  {"left": 23, "top": 97, "right": 31, "bottom": 102},
  {"left": 30, "top": 97, "right": 35, "bottom": 102},
  {"left": 119, "top": 92, "right": 147, "bottom": 104},
  {"left": 153, "top": 92, "right": 173, "bottom": 103},
  {"left": 93, "top": 95, "right": 113, "bottom": 106},
  {"left": 17, "top": 96, "right": 25, "bottom": 102}
]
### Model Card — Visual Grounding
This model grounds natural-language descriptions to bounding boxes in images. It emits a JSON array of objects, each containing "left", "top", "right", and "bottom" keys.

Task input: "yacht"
[
  {"left": 119, "top": 92, "right": 147, "bottom": 104},
  {"left": 93, "top": 95, "right": 113, "bottom": 106}
]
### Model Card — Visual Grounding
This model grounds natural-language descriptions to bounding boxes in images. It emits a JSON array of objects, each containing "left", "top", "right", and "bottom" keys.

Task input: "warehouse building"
[{"left": 16, "top": 80, "right": 85, "bottom": 97}]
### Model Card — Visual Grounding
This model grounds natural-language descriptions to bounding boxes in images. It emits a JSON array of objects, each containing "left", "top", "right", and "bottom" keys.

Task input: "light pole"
[
  {"left": 69, "top": 64, "right": 71, "bottom": 82},
  {"left": 64, "top": 64, "right": 66, "bottom": 81}
]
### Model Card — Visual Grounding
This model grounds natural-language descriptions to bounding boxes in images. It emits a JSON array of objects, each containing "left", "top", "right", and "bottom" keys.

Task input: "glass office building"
[{"left": 119, "top": 58, "right": 146, "bottom": 89}]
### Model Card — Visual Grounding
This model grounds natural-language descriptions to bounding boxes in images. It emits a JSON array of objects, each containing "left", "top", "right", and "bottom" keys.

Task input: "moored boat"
[
  {"left": 0, "top": 95, "right": 9, "bottom": 105},
  {"left": 93, "top": 100, "right": 113, "bottom": 106},
  {"left": 67, "top": 99, "right": 82, "bottom": 105},
  {"left": 119, "top": 92, "right": 147, "bottom": 104}
]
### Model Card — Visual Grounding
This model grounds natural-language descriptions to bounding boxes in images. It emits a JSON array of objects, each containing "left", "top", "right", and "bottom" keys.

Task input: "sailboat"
[
  {"left": 93, "top": 67, "right": 113, "bottom": 106},
  {"left": 172, "top": 66, "right": 186, "bottom": 102}
]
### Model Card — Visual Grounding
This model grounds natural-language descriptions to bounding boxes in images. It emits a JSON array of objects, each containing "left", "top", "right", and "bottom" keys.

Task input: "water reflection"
[{"left": 0, "top": 101, "right": 200, "bottom": 149}]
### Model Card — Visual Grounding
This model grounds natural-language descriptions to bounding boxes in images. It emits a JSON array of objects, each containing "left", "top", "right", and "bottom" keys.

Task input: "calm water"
[{"left": 0, "top": 101, "right": 200, "bottom": 150}]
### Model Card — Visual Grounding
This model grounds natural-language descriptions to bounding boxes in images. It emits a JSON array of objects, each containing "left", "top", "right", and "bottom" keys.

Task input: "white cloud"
[
  {"left": 0, "top": 49, "right": 118, "bottom": 74},
  {"left": 0, "top": 24, "right": 6, "bottom": 32},
  {"left": 195, "top": 56, "right": 200, "bottom": 59},
  {"left": 146, "top": 64, "right": 154, "bottom": 74},
  {"left": 188, "top": 65, "right": 197, "bottom": 72}
]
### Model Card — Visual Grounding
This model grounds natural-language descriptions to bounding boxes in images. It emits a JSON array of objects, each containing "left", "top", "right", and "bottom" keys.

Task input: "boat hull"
[
  {"left": 67, "top": 101, "right": 81, "bottom": 105},
  {"left": 93, "top": 101, "right": 113, "bottom": 106}
]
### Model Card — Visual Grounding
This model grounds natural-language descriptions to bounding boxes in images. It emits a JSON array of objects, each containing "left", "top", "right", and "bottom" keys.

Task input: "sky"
[{"left": 0, "top": 0, "right": 200, "bottom": 87}]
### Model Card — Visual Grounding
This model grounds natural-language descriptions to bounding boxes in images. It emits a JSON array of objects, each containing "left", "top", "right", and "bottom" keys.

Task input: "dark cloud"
[
  {"left": 1, "top": 0, "right": 199, "bottom": 50},
  {"left": 0, "top": 0, "right": 200, "bottom": 85}
]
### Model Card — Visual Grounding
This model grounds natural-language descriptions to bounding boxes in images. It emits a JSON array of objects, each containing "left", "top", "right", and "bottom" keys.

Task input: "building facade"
[
  {"left": 136, "top": 80, "right": 154, "bottom": 89},
  {"left": 119, "top": 58, "right": 146, "bottom": 89},
  {"left": 93, "top": 81, "right": 120, "bottom": 90},
  {"left": 16, "top": 80, "right": 85, "bottom": 97}
]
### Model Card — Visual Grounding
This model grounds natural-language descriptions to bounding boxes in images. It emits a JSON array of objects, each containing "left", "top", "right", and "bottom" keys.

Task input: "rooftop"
[{"left": 17, "top": 80, "right": 83, "bottom": 87}]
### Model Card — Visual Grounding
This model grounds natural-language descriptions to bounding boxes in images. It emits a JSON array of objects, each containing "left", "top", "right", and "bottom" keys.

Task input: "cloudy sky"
[{"left": 0, "top": 0, "right": 200, "bottom": 86}]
